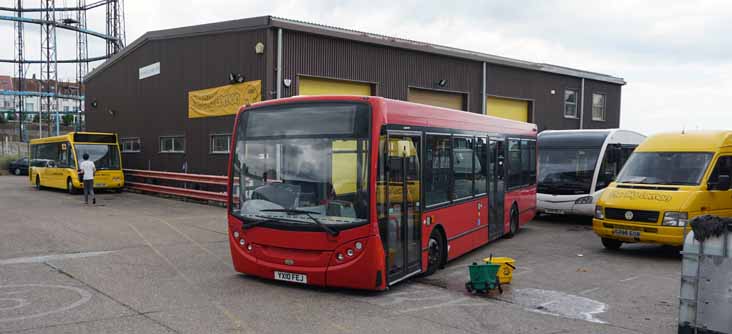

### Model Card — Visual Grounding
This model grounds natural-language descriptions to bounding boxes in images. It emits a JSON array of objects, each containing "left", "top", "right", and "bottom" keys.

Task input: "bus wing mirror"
[{"left": 716, "top": 175, "right": 731, "bottom": 190}]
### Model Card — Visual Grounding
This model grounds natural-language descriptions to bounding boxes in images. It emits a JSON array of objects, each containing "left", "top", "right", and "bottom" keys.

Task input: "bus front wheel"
[
  {"left": 67, "top": 178, "right": 76, "bottom": 194},
  {"left": 425, "top": 229, "right": 445, "bottom": 276},
  {"left": 601, "top": 238, "right": 623, "bottom": 250}
]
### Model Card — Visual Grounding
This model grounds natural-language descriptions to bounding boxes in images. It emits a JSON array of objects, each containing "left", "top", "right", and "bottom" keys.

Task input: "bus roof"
[
  {"left": 244, "top": 95, "right": 538, "bottom": 137},
  {"left": 636, "top": 130, "right": 732, "bottom": 152},
  {"left": 29, "top": 131, "right": 117, "bottom": 145}
]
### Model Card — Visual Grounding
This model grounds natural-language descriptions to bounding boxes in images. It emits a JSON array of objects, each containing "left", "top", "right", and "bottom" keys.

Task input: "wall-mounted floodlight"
[
  {"left": 283, "top": 79, "right": 292, "bottom": 88},
  {"left": 229, "top": 72, "right": 245, "bottom": 84},
  {"left": 437, "top": 79, "right": 447, "bottom": 87}
]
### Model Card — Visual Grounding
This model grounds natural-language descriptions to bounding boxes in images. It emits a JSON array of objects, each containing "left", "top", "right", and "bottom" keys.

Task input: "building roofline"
[{"left": 85, "top": 15, "right": 626, "bottom": 85}]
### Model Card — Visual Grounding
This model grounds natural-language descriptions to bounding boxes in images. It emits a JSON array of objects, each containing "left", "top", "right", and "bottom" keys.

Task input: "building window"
[
  {"left": 210, "top": 134, "right": 231, "bottom": 154},
  {"left": 592, "top": 93, "right": 606, "bottom": 121},
  {"left": 160, "top": 136, "right": 185, "bottom": 153},
  {"left": 121, "top": 138, "right": 141, "bottom": 153},
  {"left": 564, "top": 89, "right": 578, "bottom": 118}
]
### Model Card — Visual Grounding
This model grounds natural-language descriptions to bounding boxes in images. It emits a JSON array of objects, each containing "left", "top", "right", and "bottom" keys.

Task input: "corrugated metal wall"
[
  {"left": 280, "top": 30, "right": 483, "bottom": 113},
  {"left": 86, "top": 26, "right": 622, "bottom": 175},
  {"left": 86, "top": 28, "right": 270, "bottom": 175}
]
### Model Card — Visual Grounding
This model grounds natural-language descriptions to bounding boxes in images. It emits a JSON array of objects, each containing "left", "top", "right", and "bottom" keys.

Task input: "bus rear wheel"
[
  {"left": 601, "top": 238, "right": 623, "bottom": 250},
  {"left": 505, "top": 206, "right": 519, "bottom": 238},
  {"left": 425, "top": 230, "right": 444, "bottom": 276}
]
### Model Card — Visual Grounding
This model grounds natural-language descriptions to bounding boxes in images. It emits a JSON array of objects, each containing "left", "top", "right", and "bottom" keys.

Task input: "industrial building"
[{"left": 84, "top": 16, "right": 626, "bottom": 175}]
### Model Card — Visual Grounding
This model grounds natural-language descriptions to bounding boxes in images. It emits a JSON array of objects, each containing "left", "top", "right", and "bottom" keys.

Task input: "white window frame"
[
  {"left": 160, "top": 136, "right": 185, "bottom": 153},
  {"left": 121, "top": 137, "right": 141, "bottom": 153},
  {"left": 592, "top": 93, "right": 607, "bottom": 122},
  {"left": 563, "top": 89, "right": 578, "bottom": 119},
  {"left": 210, "top": 133, "right": 231, "bottom": 154}
]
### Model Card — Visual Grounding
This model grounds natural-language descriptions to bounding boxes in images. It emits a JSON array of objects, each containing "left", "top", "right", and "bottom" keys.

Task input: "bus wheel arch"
[
  {"left": 425, "top": 225, "right": 447, "bottom": 275},
  {"left": 505, "top": 203, "right": 519, "bottom": 238}
]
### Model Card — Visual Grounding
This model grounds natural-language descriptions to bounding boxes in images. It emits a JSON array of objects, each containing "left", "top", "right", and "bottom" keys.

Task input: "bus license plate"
[
  {"left": 95, "top": 183, "right": 106, "bottom": 187},
  {"left": 274, "top": 271, "right": 307, "bottom": 284},
  {"left": 613, "top": 229, "right": 640, "bottom": 239}
]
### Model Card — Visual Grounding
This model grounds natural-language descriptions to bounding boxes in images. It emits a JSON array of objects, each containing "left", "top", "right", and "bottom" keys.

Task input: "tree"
[{"left": 62, "top": 114, "right": 74, "bottom": 126}]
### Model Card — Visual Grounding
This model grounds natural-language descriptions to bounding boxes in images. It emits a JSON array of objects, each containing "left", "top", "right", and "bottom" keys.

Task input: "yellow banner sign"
[{"left": 188, "top": 80, "right": 261, "bottom": 119}]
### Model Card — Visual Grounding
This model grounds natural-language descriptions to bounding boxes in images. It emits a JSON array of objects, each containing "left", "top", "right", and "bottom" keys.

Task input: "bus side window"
[{"left": 708, "top": 156, "right": 732, "bottom": 190}]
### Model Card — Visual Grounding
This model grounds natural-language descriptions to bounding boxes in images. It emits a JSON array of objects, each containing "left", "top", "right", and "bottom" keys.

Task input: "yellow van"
[
  {"left": 29, "top": 132, "right": 124, "bottom": 193},
  {"left": 593, "top": 131, "right": 732, "bottom": 249}
]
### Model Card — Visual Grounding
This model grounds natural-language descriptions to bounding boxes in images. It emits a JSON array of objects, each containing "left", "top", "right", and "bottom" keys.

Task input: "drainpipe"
[
  {"left": 481, "top": 62, "right": 486, "bottom": 114},
  {"left": 579, "top": 78, "right": 585, "bottom": 129},
  {"left": 276, "top": 28, "right": 283, "bottom": 99}
]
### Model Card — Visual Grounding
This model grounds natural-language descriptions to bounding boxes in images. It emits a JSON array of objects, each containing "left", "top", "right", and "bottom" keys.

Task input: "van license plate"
[
  {"left": 95, "top": 183, "right": 106, "bottom": 187},
  {"left": 274, "top": 271, "right": 307, "bottom": 284},
  {"left": 613, "top": 229, "right": 640, "bottom": 238},
  {"left": 544, "top": 209, "right": 565, "bottom": 214}
]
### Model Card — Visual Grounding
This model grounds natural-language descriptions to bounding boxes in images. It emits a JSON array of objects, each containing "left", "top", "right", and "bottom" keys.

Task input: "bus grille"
[{"left": 605, "top": 208, "right": 660, "bottom": 223}]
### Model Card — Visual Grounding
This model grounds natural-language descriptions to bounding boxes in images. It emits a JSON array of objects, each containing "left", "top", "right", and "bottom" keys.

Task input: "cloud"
[{"left": 1, "top": 0, "right": 730, "bottom": 134}]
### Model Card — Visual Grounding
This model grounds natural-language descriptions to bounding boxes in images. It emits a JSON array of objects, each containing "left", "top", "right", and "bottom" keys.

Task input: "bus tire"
[
  {"left": 505, "top": 205, "right": 520, "bottom": 238},
  {"left": 67, "top": 178, "right": 76, "bottom": 195},
  {"left": 35, "top": 176, "right": 42, "bottom": 190},
  {"left": 601, "top": 238, "right": 623, "bottom": 250},
  {"left": 425, "top": 228, "right": 445, "bottom": 276}
]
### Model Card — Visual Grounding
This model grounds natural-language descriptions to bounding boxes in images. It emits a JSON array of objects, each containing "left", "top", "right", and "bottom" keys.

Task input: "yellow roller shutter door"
[
  {"left": 408, "top": 88, "right": 464, "bottom": 110},
  {"left": 298, "top": 77, "right": 372, "bottom": 96},
  {"left": 486, "top": 97, "right": 529, "bottom": 122}
]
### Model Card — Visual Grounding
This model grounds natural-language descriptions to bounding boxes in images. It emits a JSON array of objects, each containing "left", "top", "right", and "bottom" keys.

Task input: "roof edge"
[{"left": 86, "top": 15, "right": 625, "bottom": 85}]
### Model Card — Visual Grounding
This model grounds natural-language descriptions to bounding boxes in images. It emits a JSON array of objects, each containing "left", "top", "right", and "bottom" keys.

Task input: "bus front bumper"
[
  {"left": 592, "top": 219, "right": 685, "bottom": 246},
  {"left": 229, "top": 234, "right": 386, "bottom": 291},
  {"left": 538, "top": 198, "right": 594, "bottom": 216}
]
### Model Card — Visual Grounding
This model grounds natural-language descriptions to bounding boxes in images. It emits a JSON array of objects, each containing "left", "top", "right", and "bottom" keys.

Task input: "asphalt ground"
[{"left": 0, "top": 175, "right": 680, "bottom": 333}]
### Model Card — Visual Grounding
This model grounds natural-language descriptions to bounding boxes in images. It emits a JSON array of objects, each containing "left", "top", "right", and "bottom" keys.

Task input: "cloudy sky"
[{"left": 1, "top": 0, "right": 731, "bottom": 134}]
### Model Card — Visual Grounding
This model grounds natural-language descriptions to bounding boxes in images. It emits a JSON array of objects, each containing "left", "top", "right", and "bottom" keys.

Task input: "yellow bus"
[
  {"left": 29, "top": 132, "right": 124, "bottom": 193},
  {"left": 593, "top": 131, "right": 732, "bottom": 249}
]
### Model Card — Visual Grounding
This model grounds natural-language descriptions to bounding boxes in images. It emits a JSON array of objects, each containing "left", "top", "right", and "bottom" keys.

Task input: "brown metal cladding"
[
  {"left": 86, "top": 24, "right": 623, "bottom": 176},
  {"left": 85, "top": 28, "right": 270, "bottom": 175},
  {"left": 280, "top": 30, "right": 483, "bottom": 112}
]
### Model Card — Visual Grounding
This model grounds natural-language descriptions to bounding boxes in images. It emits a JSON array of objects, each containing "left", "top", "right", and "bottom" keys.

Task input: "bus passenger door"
[
  {"left": 488, "top": 138, "right": 506, "bottom": 241},
  {"left": 384, "top": 132, "right": 422, "bottom": 284}
]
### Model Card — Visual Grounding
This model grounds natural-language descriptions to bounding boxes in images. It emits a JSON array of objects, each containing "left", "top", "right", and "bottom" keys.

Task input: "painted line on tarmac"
[
  {"left": 619, "top": 276, "right": 639, "bottom": 282},
  {"left": 127, "top": 222, "right": 248, "bottom": 333},
  {"left": 0, "top": 251, "right": 113, "bottom": 266},
  {"left": 579, "top": 287, "right": 600, "bottom": 295}
]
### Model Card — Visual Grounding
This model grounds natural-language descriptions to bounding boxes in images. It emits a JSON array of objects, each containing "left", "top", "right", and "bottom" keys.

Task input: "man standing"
[{"left": 79, "top": 153, "right": 96, "bottom": 205}]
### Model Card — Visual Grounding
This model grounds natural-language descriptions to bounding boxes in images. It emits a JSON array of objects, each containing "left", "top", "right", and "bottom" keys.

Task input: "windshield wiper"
[{"left": 260, "top": 209, "right": 339, "bottom": 236}]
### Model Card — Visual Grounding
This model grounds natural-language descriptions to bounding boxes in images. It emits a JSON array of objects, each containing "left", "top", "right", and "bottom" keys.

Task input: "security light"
[{"left": 437, "top": 79, "right": 447, "bottom": 87}]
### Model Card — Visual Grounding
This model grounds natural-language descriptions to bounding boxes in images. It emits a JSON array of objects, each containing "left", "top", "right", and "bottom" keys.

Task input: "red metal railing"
[{"left": 124, "top": 169, "right": 229, "bottom": 204}]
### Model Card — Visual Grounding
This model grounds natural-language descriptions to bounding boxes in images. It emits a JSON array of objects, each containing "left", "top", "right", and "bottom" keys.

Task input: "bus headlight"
[
  {"left": 575, "top": 196, "right": 594, "bottom": 205},
  {"left": 663, "top": 212, "right": 688, "bottom": 227},
  {"left": 594, "top": 206, "right": 604, "bottom": 219}
]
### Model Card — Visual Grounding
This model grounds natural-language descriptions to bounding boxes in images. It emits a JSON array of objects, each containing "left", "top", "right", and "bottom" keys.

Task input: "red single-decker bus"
[{"left": 227, "top": 96, "right": 537, "bottom": 290}]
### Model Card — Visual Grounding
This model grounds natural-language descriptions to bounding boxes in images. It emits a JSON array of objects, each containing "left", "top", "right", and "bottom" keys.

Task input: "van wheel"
[
  {"left": 35, "top": 176, "right": 41, "bottom": 190},
  {"left": 602, "top": 238, "right": 623, "bottom": 250},
  {"left": 67, "top": 178, "right": 76, "bottom": 194},
  {"left": 505, "top": 205, "right": 520, "bottom": 238},
  {"left": 425, "top": 229, "right": 445, "bottom": 276}
]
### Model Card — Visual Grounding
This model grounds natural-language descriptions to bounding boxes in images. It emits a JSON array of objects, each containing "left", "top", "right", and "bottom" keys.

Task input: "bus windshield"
[
  {"left": 615, "top": 152, "right": 713, "bottom": 186},
  {"left": 75, "top": 144, "right": 121, "bottom": 170},
  {"left": 538, "top": 148, "right": 600, "bottom": 195},
  {"left": 230, "top": 103, "right": 370, "bottom": 229}
]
